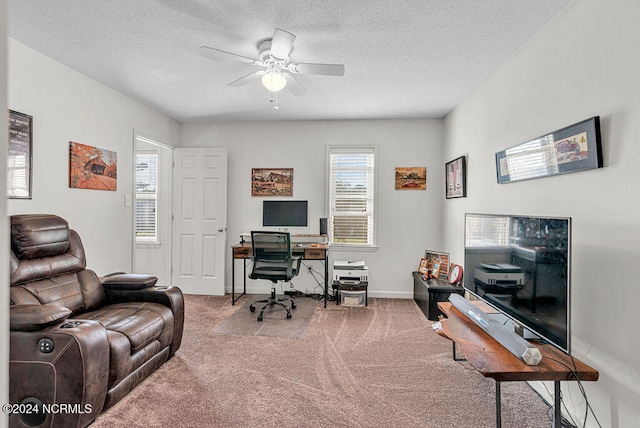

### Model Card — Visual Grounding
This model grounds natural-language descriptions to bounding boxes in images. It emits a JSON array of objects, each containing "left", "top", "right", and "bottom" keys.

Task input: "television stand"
[{"left": 437, "top": 301, "right": 598, "bottom": 428}]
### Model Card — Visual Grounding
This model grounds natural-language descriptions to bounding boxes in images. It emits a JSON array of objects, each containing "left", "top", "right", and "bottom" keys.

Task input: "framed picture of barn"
[
  {"left": 69, "top": 141, "right": 117, "bottom": 191},
  {"left": 251, "top": 168, "right": 293, "bottom": 196}
]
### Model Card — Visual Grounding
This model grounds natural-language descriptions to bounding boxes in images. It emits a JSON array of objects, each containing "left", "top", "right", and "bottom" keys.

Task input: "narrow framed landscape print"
[
  {"left": 445, "top": 156, "right": 466, "bottom": 199},
  {"left": 496, "top": 116, "right": 603, "bottom": 184},
  {"left": 252, "top": 168, "right": 293, "bottom": 196},
  {"left": 7, "top": 110, "right": 33, "bottom": 198}
]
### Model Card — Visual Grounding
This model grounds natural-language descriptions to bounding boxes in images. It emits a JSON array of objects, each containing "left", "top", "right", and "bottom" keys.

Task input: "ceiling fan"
[{"left": 199, "top": 28, "right": 345, "bottom": 97}]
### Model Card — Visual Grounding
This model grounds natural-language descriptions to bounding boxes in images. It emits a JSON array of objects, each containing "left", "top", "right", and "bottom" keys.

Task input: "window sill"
[
  {"left": 329, "top": 244, "right": 379, "bottom": 252},
  {"left": 135, "top": 242, "right": 161, "bottom": 249}
]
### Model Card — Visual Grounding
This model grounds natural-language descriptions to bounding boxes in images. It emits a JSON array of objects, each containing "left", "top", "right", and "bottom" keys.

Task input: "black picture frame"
[
  {"left": 496, "top": 116, "right": 602, "bottom": 184},
  {"left": 445, "top": 155, "right": 466, "bottom": 198},
  {"left": 7, "top": 110, "right": 33, "bottom": 199}
]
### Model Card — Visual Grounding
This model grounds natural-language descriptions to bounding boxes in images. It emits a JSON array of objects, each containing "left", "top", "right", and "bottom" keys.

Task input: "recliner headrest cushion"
[{"left": 11, "top": 214, "right": 70, "bottom": 260}]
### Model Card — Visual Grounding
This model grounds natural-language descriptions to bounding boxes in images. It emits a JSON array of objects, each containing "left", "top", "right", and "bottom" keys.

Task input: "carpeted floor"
[
  {"left": 213, "top": 294, "right": 318, "bottom": 338},
  {"left": 90, "top": 295, "right": 554, "bottom": 427}
]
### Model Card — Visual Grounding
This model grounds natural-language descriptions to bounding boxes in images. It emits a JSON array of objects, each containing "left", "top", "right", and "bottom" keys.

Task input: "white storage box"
[{"left": 341, "top": 290, "right": 366, "bottom": 307}]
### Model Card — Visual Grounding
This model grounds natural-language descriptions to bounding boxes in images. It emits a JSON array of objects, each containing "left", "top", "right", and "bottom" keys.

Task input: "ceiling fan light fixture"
[{"left": 261, "top": 68, "right": 287, "bottom": 92}]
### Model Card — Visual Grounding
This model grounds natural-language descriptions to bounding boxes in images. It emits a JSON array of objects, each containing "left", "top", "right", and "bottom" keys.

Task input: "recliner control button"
[
  {"left": 60, "top": 321, "right": 81, "bottom": 328},
  {"left": 37, "top": 338, "right": 54, "bottom": 353}
]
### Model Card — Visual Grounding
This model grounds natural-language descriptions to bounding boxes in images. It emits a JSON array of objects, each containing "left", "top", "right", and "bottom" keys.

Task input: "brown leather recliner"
[{"left": 8, "top": 214, "right": 184, "bottom": 428}]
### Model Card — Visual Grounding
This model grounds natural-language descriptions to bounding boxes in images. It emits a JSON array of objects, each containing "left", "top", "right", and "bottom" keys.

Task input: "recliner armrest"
[
  {"left": 10, "top": 319, "right": 110, "bottom": 426},
  {"left": 103, "top": 285, "right": 184, "bottom": 357},
  {"left": 10, "top": 304, "right": 72, "bottom": 332},
  {"left": 101, "top": 273, "right": 158, "bottom": 290}
]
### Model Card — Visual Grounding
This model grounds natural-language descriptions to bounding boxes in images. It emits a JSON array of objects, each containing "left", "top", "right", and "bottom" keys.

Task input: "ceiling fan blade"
[
  {"left": 199, "top": 46, "right": 257, "bottom": 64},
  {"left": 270, "top": 28, "right": 295, "bottom": 60},
  {"left": 228, "top": 70, "right": 262, "bottom": 87},
  {"left": 284, "top": 73, "right": 307, "bottom": 97},
  {"left": 292, "top": 62, "right": 345, "bottom": 77}
]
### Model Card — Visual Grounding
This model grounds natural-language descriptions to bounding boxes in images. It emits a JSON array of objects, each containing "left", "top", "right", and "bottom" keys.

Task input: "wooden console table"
[
  {"left": 231, "top": 241, "right": 329, "bottom": 308},
  {"left": 437, "top": 301, "right": 598, "bottom": 428}
]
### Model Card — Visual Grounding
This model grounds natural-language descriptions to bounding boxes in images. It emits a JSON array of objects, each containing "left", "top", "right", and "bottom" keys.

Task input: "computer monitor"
[{"left": 262, "top": 200, "right": 308, "bottom": 227}]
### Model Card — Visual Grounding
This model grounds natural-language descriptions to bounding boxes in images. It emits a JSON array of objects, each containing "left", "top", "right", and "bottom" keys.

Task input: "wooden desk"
[
  {"left": 231, "top": 242, "right": 329, "bottom": 308},
  {"left": 437, "top": 301, "right": 598, "bottom": 428}
]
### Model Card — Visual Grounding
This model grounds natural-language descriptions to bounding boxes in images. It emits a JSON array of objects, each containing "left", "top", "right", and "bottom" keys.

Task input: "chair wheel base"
[{"left": 249, "top": 287, "right": 295, "bottom": 321}]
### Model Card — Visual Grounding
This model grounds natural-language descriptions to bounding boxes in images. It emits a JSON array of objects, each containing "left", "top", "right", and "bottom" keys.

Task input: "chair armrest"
[
  {"left": 10, "top": 304, "right": 72, "bottom": 332},
  {"left": 290, "top": 256, "right": 302, "bottom": 277},
  {"left": 101, "top": 273, "right": 158, "bottom": 290},
  {"left": 10, "top": 320, "right": 110, "bottom": 426},
  {"left": 103, "top": 285, "right": 184, "bottom": 357}
]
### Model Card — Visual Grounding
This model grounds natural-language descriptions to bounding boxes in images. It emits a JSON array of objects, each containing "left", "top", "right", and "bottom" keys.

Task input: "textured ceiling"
[{"left": 8, "top": 0, "right": 570, "bottom": 122}]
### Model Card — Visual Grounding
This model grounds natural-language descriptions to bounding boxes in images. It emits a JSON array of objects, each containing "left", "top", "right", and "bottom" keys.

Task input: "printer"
[
  {"left": 474, "top": 263, "right": 524, "bottom": 287},
  {"left": 333, "top": 260, "right": 369, "bottom": 284}
]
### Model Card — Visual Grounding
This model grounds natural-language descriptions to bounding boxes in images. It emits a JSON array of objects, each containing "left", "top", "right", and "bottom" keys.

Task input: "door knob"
[{"left": 218, "top": 227, "right": 227, "bottom": 232}]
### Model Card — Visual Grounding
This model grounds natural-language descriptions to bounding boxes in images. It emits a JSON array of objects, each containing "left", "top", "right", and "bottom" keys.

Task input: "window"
[
  {"left": 328, "top": 146, "right": 376, "bottom": 246},
  {"left": 135, "top": 151, "right": 159, "bottom": 242},
  {"left": 465, "top": 214, "right": 510, "bottom": 247}
]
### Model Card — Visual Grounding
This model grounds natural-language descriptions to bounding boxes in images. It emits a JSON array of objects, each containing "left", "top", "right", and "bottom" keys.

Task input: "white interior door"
[{"left": 172, "top": 148, "right": 228, "bottom": 295}]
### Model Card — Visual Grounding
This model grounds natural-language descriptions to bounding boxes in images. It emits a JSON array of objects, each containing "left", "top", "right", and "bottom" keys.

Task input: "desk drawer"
[
  {"left": 304, "top": 248, "right": 325, "bottom": 259},
  {"left": 233, "top": 247, "right": 251, "bottom": 258}
]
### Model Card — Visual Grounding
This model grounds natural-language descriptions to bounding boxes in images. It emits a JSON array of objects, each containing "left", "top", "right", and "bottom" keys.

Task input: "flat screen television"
[
  {"left": 464, "top": 213, "right": 571, "bottom": 353},
  {"left": 263, "top": 200, "right": 308, "bottom": 227}
]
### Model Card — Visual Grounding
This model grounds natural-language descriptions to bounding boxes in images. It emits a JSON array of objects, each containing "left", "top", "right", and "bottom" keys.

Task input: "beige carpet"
[
  {"left": 213, "top": 295, "right": 318, "bottom": 338},
  {"left": 91, "top": 295, "right": 553, "bottom": 428}
]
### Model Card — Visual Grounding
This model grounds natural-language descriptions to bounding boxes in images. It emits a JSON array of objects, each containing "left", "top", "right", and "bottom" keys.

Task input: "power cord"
[{"left": 538, "top": 355, "right": 602, "bottom": 428}]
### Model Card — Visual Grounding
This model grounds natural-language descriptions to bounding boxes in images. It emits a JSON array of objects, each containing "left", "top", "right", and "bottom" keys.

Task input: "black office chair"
[{"left": 249, "top": 231, "right": 302, "bottom": 321}]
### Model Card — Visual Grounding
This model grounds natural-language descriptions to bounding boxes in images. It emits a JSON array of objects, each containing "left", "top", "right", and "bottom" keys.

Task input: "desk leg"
[
  {"left": 243, "top": 259, "right": 247, "bottom": 298},
  {"left": 553, "top": 381, "right": 562, "bottom": 428},
  {"left": 231, "top": 253, "right": 247, "bottom": 306},
  {"left": 231, "top": 248, "right": 235, "bottom": 305},
  {"left": 495, "top": 381, "right": 502, "bottom": 428},
  {"left": 324, "top": 251, "right": 328, "bottom": 308}
]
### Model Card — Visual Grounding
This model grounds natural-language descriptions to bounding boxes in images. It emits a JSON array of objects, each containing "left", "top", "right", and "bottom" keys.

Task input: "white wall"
[
  {"left": 444, "top": 0, "right": 640, "bottom": 426},
  {"left": 7, "top": 39, "right": 181, "bottom": 275},
  {"left": 181, "top": 119, "right": 444, "bottom": 298}
]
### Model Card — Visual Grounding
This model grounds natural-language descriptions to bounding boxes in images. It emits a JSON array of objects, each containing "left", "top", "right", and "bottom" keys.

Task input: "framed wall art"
[
  {"left": 496, "top": 116, "right": 602, "bottom": 184},
  {"left": 69, "top": 141, "right": 118, "bottom": 191},
  {"left": 252, "top": 168, "right": 293, "bottom": 196},
  {"left": 7, "top": 110, "right": 33, "bottom": 198},
  {"left": 395, "top": 167, "right": 426, "bottom": 190},
  {"left": 445, "top": 156, "right": 466, "bottom": 199}
]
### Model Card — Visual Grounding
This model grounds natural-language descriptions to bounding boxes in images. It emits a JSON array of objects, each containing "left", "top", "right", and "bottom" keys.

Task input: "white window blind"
[
  {"left": 135, "top": 152, "right": 159, "bottom": 242},
  {"left": 465, "top": 214, "right": 510, "bottom": 247},
  {"left": 329, "top": 147, "right": 375, "bottom": 246}
]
